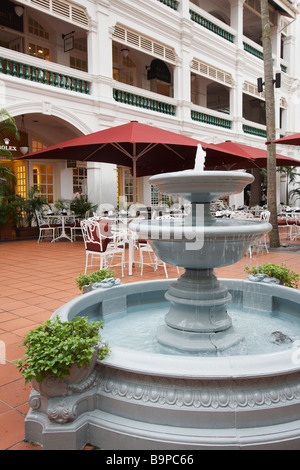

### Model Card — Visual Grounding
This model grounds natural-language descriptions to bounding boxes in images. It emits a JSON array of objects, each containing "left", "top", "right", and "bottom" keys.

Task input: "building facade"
[{"left": 1, "top": 0, "right": 300, "bottom": 211}]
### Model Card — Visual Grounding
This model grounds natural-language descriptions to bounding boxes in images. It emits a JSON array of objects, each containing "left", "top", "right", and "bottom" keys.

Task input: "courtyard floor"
[{"left": 0, "top": 233, "right": 299, "bottom": 450}]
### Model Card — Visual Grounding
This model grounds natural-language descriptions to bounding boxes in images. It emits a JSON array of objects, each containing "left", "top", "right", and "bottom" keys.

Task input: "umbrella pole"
[{"left": 133, "top": 144, "right": 137, "bottom": 204}]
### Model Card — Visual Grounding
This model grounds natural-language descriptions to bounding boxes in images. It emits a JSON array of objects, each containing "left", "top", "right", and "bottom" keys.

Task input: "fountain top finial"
[{"left": 194, "top": 144, "right": 206, "bottom": 172}]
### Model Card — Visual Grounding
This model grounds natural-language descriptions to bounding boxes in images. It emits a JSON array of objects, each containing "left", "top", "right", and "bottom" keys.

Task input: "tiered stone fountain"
[{"left": 25, "top": 146, "right": 300, "bottom": 450}]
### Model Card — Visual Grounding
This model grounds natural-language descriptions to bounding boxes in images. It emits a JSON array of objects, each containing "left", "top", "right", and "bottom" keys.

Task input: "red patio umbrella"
[
  {"left": 269, "top": 133, "right": 300, "bottom": 146},
  {"left": 204, "top": 141, "right": 300, "bottom": 170},
  {"left": 17, "top": 121, "right": 217, "bottom": 202}
]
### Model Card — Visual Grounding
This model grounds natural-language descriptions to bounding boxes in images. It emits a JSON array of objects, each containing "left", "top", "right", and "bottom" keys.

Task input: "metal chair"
[
  {"left": 35, "top": 211, "right": 61, "bottom": 243},
  {"left": 248, "top": 211, "right": 270, "bottom": 257},
  {"left": 81, "top": 219, "right": 125, "bottom": 276},
  {"left": 138, "top": 241, "right": 168, "bottom": 278},
  {"left": 69, "top": 218, "right": 83, "bottom": 241}
]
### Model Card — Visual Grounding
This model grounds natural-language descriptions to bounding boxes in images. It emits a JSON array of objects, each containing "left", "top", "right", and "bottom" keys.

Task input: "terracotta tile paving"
[{"left": 0, "top": 232, "right": 299, "bottom": 450}]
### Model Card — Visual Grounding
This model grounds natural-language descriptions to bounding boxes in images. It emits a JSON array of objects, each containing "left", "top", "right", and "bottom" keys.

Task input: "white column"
[
  {"left": 229, "top": 0, "right": 245, "bottom": 49},
  {"left": 87, "top": 0, "right": 113, "bottom": 100},
  {"left": 176, "top": 24, "right": 193, "bottom": 125},
  {"left": 87, "top": 162, "right": 117, "bottom": 209},
  {"left": 229, "top": 0, "right": 245, "bottom": 134},
  {"left": 178, "top": 0, "right": 190, "bottom": 19}
]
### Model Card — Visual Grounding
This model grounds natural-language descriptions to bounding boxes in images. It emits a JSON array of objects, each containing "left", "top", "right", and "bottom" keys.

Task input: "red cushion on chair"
[
  {"left": 86, "top": 219, "right": 112, "bottom": 252},
  {"left": 277, "top": 218, "right": 287, "bottom": 225}
]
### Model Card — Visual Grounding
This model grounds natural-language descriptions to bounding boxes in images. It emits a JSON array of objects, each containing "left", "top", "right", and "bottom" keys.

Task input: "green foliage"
[
  {"left": 70, "top": 195, "right": 97, "bottom": 218},
  {"left": 244, "top": 263, "right": 299, "bottom": 289},
  {"left": 75, "top": 269, "right": 115, "bottom": 290},
  {"left": 0, "top": 109, "right": 24, "bottom": 226},
  {"left": 22, "top": 186, "right": 51, "bottom": 226},
  {"left": 0, "top": 167, "right": 25, "bottom": 226},
  {"left": 0, "top": 194, "right": 24, "bottom": 226},
  {"left": 0, "top": 108, "right": 19, "bottom": 159},
  {"left": 54, "top": 198, "right": 71, "bottom": 212},
  {"left": 17, "top": 316, "right": 110, "bottom": 385}
]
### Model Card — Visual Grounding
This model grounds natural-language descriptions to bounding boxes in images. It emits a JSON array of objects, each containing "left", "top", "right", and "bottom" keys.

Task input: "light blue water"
[{"left": 102, "top": 301, "right": 300, "bottom": 357}]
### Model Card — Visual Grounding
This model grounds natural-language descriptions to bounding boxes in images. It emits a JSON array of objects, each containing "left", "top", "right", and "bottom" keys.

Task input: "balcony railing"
[
  {"left": 243, "top": 41, "right": 264, "bottom": 60},
  {"left": 113, "top": 88, "right": 176, "bottom": 116},
  {"left": 189, "top": 7, "right": 235, "bottom": 43},
  {"left": 243, "top": 124, "right": 267, "bottom": 138},
  {"left": 191, "top": 109, "right": 232, "bottom": 129},
  {"left": 0, "top": 48, "right": 91, "bottom": 95},
  {"left": 157, "top": 0, "right": 178, "bottom": 10}
]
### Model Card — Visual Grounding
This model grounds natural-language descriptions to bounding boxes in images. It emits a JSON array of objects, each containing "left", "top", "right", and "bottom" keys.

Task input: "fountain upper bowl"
[{"left": 149, "top": 170, "right": 254, "bottom": 203}]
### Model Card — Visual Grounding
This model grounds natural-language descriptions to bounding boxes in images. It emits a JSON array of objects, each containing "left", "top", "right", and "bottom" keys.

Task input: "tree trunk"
[
  {"left": 260, "top": 0, "right": 280, "bottom": 247},
  {"left": 249, "top": 168, "right": 262, "bottom": 207}
]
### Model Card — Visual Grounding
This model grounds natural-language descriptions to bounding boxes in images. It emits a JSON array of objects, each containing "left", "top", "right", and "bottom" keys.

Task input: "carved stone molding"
[
  {"left": 97, "top": 368, "right": 300, "bottom": 410},
  {"left": 47, "top": 401, "right": 77, "bottom": 424}
]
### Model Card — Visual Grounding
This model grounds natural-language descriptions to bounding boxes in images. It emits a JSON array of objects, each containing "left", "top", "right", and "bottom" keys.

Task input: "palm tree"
[{"left": 260, "top": 0, "right": 280, "bottom": 247}]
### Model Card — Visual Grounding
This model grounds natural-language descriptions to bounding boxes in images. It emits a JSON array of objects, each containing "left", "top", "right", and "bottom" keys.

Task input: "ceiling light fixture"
[{"left": 14, "top": 5, "right": 24, "bottom": 17}]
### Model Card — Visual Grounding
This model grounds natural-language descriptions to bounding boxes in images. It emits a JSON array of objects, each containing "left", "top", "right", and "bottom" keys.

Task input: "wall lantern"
[
  {"left": 19, "top": 115, "right": 29, "bottom": 155},
  {"left": 121, "top": 48, "right": 130, "bottom": 58}
]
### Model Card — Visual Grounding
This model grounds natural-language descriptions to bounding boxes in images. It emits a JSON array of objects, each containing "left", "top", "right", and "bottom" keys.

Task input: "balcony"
[
  {"left": 189, "top": 6, "right": 235, "bottom": 43},
  {"left": 191, "top": 105, "right": 232, "bottom": 129},
  {"left": 0, "top": 47, "right": 91, "bottom": 95},
  {"left": 113, "top": 84, "right": 176, "bottom": 116}
]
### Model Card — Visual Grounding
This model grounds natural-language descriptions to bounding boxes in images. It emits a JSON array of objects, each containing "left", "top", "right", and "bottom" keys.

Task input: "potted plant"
[
  {"left": 54, "top": 198, "right": 70, "bottom": 214},
  {"left": 75, "top": 268, "right": 116, "bottom": 293},
  {"left": 244, "top": 263, "right": 299, "bottom": 289},
  {"left": 0, "top": 109, "right": 21, "bottom": 239},
  {"left": 17, "top": 316, "right": 110, "bottom": 393},
  {"left": 22, "top": 186, "right": 51, "bottom": 227},
  {"left": 0, "top": 178, "right": 25, "bottom": 240},
  {"left": 70, "top": 195, "right": 97, "bottom": 219}
]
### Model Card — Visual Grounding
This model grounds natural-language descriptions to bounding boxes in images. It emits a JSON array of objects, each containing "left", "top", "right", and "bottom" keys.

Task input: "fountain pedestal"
[
  {"left": 131, "top": 169, "right": 271, "bottom": 352},
  {"left": 157, "top": 268, "right": 243, "bottom": 351}
]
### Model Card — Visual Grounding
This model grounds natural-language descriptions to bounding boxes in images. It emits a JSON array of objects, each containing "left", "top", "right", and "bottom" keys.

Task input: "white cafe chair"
[
  {"left": 81, "top": 219, "right": 125, "bottom": 276},
  {"left": 138, "top": 241, "right": 168, "bottom": 278},
  {"left": 35, "top": 210, "right": 61, "bottom": 243}
]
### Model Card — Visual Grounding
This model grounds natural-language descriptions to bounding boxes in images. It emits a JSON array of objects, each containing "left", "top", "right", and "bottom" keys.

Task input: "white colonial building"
[{"left": 1, "top": 0, "right": 300, "bottom": 210}]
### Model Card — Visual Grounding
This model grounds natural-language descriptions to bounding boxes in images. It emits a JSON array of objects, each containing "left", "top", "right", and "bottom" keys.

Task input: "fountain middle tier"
[{"left": 131, "top": 215, "right": 272, "bottom": 269}]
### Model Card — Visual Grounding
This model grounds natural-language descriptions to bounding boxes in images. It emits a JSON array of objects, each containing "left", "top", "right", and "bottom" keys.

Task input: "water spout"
[{"left": 194, "top": 144, "right": 206, "bottom": 172}]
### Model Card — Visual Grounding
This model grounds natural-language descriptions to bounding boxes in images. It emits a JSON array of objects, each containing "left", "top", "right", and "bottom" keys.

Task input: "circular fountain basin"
[{"left": 25, "top": 279, "right": 300, "bottom": 450}]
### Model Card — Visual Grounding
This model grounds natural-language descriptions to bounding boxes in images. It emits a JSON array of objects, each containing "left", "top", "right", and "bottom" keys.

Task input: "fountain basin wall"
[{"left": 25, "top": 279, "right": 300, "bottom": 450}]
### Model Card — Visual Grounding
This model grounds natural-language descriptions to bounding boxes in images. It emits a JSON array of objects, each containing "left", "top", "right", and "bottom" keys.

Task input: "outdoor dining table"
[
  {"left": 110, "top": 224, "right": 136, "bottom": 275},
  {"left": 45, "top": 214, "right": 78, "bottom": 243}
]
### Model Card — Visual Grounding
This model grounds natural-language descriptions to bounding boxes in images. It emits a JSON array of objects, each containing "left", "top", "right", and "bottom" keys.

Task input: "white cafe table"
[
  {"left": 46, "top": 214, "right": 77, "bottom": 243},
  {"left": 111, "top": 225, "right": 135, "bottom": 275}
]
